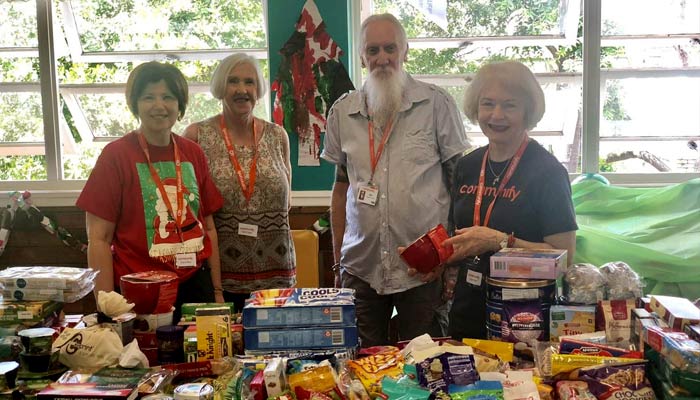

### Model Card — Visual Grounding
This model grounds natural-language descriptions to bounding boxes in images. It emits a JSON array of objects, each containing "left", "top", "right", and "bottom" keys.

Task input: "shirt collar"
[{"left": 346, "top": 74, "right": 430, "bottom": 117}]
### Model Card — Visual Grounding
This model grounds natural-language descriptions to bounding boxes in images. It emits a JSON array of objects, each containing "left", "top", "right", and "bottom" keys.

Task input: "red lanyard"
[
  {"left": 220, "top": 115, "right": 259, "bottom": 203},
  {"left": 473, "top": 135, "right": 530, "bottom": 227},
  {"left": 137, "top": 132, "right": 185, "bottom": 242},
  {"left": 368, "top": 119, "right": 394, "bottom": 183}
]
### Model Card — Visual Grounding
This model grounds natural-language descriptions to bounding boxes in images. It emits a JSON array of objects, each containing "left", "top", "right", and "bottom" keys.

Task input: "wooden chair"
[{"left": 291, "top": 230, "right": 320, "bottom": 288}]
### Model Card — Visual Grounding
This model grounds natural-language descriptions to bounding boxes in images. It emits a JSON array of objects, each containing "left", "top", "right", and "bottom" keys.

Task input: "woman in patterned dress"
[{"left": 184, "top": 53, "right": 295, "bottom": 312}]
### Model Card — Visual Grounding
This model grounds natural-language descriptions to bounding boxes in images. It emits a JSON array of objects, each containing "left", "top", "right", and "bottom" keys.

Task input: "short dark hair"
[{"left": 125, "top": 61, "right": 189, "bottom": 119}]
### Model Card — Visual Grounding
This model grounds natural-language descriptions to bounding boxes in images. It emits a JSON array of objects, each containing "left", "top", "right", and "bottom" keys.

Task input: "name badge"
[
  {"left": 357, "top": 184, "right": 378, "bottom": 206},
  {"left": 238, "top": 223, "right": 258, "bottom": 237},
  {"left": 175, "top": 253, "right": 197, "bottom": 268},
  {"left": 466, "top": 269, "right": 483, "bottom": 287}
]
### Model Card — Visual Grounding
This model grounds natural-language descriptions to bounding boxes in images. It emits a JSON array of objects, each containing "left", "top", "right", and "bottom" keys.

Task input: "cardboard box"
[
  {"left": 243, "top": 304, "right": 355, "bottom": 329},
  {"left": 490, "top": 248, "right": 567, "bottom": 279},
  {"left": 196, "top": 307, "right": 232, "bottom": 360},
  {"left": 263, "top": 357, "right": 286, "bottom": 397},
  {"left": 549, "top": 305, "right": 596, "bottom": 341},
  {"left": 244, "top": 326, "right": 358, "bottom": 351},
  {"left": 649, "top": 295, "right": 700, "bottom": 331}
]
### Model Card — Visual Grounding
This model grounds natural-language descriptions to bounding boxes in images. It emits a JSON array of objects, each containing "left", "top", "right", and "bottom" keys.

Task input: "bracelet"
[
  {"left": 213, "top": 288, "right": 223, "bottom": 293},
  {"left": 331, "top": 263, "right": 341, "bottom": 274},
  {"left": 507, "top": 232, "right": 516, "bottom": 248}
]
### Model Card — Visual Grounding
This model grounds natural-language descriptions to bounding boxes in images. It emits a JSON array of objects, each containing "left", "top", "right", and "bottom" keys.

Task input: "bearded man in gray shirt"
[{"left": 321, "top": 13, "right": 470, "bottom": 346}]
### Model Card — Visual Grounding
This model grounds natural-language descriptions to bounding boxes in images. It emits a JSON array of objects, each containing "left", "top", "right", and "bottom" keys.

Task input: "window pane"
[
  {"left": 0, "top": 58, "right": 40, "bottom": 82},
  {"left": 602, "top": 44, "right": 700, "bottom": 69},
  {"left": 65, "top": 0, "right": 266, "bottom": 52},
  {"left": 599, "top": 78, "right": 700, "bottom": 173},
  {"left": 0, "top": 3, "right": 45, "bottom": 182},
  {"left": 602, "top": 0, "right": 700, "bottom": 36},
  {"left": 0, "top": 2, "right": 38, "bottom": 48},
  {"left": 372, "top": 0, "right": 568, "bottom": 38}
]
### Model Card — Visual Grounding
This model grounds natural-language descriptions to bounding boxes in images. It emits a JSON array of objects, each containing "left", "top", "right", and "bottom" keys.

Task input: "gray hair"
[
  {"left": 359, "top": 13, "right": 408, "bottom": 58},
  {"left": 463, "top": 61, "right": 545, "bottom": 130},
  {"left": 209, "top": 53, "right": 266, "bottom": 100}
]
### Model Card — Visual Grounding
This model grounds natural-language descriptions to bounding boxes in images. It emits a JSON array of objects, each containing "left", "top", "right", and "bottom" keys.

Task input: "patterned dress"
[{"left": 193, "top": 116, "right": 296, "bottom": 293}]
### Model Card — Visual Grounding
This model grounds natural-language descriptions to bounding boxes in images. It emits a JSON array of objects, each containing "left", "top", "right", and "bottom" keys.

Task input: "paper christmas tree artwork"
[{"left": 271, "top": 0, "right": 354, "bottom": 165}]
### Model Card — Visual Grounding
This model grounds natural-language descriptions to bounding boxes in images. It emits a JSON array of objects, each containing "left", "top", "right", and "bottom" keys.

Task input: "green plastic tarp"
[{"left": 572, "top": 178, "right": 700, "bottom": 300}]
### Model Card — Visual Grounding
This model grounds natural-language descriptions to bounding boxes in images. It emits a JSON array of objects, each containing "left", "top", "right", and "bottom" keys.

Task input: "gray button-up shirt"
[{"left": 321, "top": 76, "right": 470, "bottom": 294}]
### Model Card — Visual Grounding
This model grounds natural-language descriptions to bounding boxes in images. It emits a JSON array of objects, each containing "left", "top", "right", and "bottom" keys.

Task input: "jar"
[{"left": 156, "top": 325, "right": 185, "bottom": 365}]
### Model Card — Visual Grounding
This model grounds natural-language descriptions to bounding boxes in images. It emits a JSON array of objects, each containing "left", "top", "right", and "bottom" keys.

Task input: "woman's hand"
[
  {"left": 398, "top": 246, "right": 443, "bottom": 283},
  {"left": 443, "top": 226, "right": 503, "bottom": 263},
  {"left": 214, "top": 290, "right": 224, "bottom": 303}
]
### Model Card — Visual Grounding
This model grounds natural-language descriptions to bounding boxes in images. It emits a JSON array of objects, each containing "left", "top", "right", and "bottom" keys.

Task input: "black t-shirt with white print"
[{"left": 447, "top": 140, "right": 578, "bottom": 340}]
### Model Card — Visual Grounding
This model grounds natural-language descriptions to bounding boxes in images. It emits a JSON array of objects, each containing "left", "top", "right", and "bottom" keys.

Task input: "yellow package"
[
  {"left": 288, "top": 365, "right": 337, "bottom": 394},
  {"left": 461, "top": 338, "right": 514, "bottom": 362},
  {"left": 347, "top": 349, "right": 404, "bottom": 394},
  {"left": 550, "top": 353, "right": 640, "bottom": 376}
]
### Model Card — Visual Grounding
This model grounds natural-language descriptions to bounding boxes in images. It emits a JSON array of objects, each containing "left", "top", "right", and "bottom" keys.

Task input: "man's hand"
[{"left": 398, "top": 246, "right": 444, "bottom": 283}]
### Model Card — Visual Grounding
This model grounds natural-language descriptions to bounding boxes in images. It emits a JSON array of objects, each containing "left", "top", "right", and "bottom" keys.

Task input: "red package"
[{"left": 400, "top": 224, "right": 453, "bottom": 273}]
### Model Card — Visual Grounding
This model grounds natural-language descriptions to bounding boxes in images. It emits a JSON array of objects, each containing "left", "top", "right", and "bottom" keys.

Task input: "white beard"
[{"left": 364, "top": 68, "right": 407, "bottom": 129}]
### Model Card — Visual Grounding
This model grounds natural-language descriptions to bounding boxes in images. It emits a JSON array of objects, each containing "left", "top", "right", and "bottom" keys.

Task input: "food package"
[
  {"left": 0, "top": 266, "right": 96, "bottom": 290},
  {"left": 595, "top": 299, "right": 636, "bottom": 343},
  {"left": 243, "top": 288, "right": 355, "bottom": 329},
  {"left": 599, "top": 261, "right": 643, "bottom": 300},
  {"left": 52, "top": 325, "right": 123, "bottom": 369},
  {"left": 563, "top": 263, "right": 606, "bottom": 305},
  {"left": 490, "top": 248, "right": 567, "bottom": 280},
  {"left": 649, "top": 295, "right": 700, "bottom": 331},
  {"left": 549, "top": 305, "right": 596, "bottom": 342},
  {"left": 0, "top": 266, "right": 96, "bottom": 303},
  {"left": 347, "top": 348, "right": 404, "bottom": 395}
]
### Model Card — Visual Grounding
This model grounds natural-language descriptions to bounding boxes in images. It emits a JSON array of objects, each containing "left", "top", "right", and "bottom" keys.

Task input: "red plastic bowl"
[
  {"left": 400, "top": 224, "right": 454, "bottom": 274},
  {"left": 120, "top": 271, "right": 179, "bottom": 315}
]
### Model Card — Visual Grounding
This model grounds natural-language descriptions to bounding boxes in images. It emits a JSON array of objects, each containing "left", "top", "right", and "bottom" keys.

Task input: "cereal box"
[
  {"left": 244, "top": 326, "right": 358, "bottom": 351},
  {"left": 243, "top": 288, "right": 356, "bottom": 329}
]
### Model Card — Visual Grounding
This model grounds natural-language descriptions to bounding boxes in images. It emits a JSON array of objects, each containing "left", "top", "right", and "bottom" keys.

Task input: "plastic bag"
[
  {"left": 572, "top": 179, "right": 700, "bottom": 299},
  {"left": 563, "top": 263, "right": 606, "bottom": 304},
  {"left": 52, "top": 325, "right": 123, "bottom": 369}
]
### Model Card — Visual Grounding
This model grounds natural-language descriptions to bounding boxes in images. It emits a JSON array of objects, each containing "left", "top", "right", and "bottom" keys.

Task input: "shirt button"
[
  {"left": 383, "top": 168, "right": 387, "bottom": 172},
  {"left": 381, "top": 194, "right": 386, "bottom": 199},
  {"left": 382, "top": 222, "right": 387, "bottom": 227}
]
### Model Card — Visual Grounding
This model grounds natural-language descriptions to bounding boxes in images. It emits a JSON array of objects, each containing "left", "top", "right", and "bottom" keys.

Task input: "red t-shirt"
[{"left": 77, "top": 131, "right": 224, "bottom": 288}]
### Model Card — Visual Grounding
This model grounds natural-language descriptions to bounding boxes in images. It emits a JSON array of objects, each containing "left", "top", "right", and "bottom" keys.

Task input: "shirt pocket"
[{"left": 401, "top": 129, "right": 437, "bottom": 164}]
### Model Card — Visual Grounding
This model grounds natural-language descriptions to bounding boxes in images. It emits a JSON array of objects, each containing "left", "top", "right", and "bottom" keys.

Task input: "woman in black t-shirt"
[{"left": 442, "top": 61, "right": 578, "bottom": 340}]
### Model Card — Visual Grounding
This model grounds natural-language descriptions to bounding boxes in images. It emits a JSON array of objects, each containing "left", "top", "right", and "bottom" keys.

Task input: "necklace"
[{"left": 487, "top": 156, "right": 513, "bottom": 185}]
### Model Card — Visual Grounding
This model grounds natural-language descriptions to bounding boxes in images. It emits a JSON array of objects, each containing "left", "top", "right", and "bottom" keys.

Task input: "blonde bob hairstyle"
[
  {"left": 463, "top": 61, "right": 545, "bottom": 131},
  {"left": 209, "top": 53, "right": 266, "bottom": 100}
]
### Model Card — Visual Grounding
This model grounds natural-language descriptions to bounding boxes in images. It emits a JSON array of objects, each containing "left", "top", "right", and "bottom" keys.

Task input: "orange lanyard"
[
  {"left": 137, "top": 132, "right": 185, "bottom": 242},
  {"left": 473, "top": 135, "right": 530, "bottom": 227},
  {"left": 220, "top": 115, "right": 259, "bottom": 203},
  {"left": 368, "top": 119, "right": 394, "bottom": 183}
]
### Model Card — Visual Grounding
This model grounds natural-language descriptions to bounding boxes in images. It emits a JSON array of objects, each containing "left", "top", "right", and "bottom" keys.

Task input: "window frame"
[
  {"left": 358, "top": 0, "right": 700, "bottom": 186},
  {"left": 1, "top": 0, "right": 698, "bottom": 207}
]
